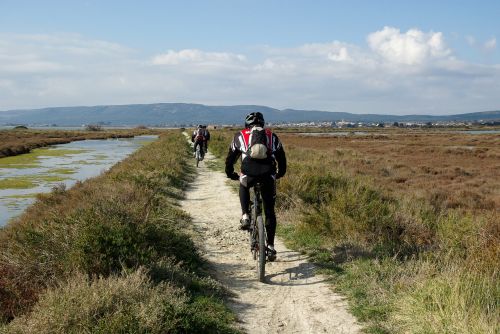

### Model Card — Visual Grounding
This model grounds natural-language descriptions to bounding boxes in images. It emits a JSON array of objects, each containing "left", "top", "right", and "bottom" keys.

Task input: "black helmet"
[
  {"left": 197, "top": 124, "right": 203, "bottom": 128},
  {"left": 244, "top": 112, "right": 265, "bottom": 128}
]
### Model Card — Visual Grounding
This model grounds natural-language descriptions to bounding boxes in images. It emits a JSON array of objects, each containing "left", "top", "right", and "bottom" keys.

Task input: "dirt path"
[{"left": 181, "top": 151, "right": 362, "bottom": 334}]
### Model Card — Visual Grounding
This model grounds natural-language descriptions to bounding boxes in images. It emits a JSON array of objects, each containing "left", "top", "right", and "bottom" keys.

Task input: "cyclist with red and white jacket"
[
  {"left": 225, "top": 112, "right": 287, "bottom": 260},
  {"left": 191, "top": 124, "right": 206, "bottom": 157}
]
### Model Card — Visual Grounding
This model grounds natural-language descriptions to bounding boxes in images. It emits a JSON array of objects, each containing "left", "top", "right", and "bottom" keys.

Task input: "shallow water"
[
  {"left": 0, "top": 135, "right": 157, "bottom": 226},
  {"left": 457, "top": 130, "right": 500, "bottom": 134},
  {"left": 298, "top": 131, "right": 370, "bottom": 136}
]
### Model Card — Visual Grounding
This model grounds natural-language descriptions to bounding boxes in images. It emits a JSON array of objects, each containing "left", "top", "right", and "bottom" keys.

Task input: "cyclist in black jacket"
[
  {"left": 225, "top": 112, "right": 286, "bottom": 260},
  {"left": 191, "top": 125, "right": 206, "bottom": 157}
]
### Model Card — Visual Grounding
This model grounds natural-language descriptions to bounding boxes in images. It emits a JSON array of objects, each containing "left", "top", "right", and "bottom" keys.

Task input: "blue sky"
[{"left": 0, "top": 0, "right": 499, "bottom": 114}]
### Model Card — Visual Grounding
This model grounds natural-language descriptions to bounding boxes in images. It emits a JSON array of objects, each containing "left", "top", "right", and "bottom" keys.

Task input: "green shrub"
[{"left": 4, "top": 270, "right": 188, "bottom": 334}]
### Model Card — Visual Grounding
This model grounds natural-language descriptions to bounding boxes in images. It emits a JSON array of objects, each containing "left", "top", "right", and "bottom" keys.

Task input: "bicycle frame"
[
  {"left": 249, "top": 183, "right": 267, "bottom": 282},
  {"left": 195, "top": 144, "right": 204, "bottom": 167}
]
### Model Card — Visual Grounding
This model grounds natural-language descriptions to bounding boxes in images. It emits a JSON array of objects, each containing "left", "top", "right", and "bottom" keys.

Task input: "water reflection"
[{"left": 0, "top": 135, "right": 157, "bottom": 226}]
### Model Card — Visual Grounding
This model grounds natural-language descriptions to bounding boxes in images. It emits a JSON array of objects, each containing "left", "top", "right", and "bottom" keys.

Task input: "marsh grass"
[
  {"left": 45, "top": 168, "right": 77, "bottom": 175},
  {"left": 0, "top": 174, "right": 70, "bottom": 190},
  {"left": 4, "top": 194, "right": 37, "bottom": 199},
  {"left": 209, "top": 128, "right": 499, "bottom": 333},
  {"left": 0, "top": 148, "right": 89, "bottom": 171},
  {"left": 0, "top": 131, "right": 240, "bottom": 333},
  {"left": 0, "top": 179, "right": 37, "bottom": 190}
]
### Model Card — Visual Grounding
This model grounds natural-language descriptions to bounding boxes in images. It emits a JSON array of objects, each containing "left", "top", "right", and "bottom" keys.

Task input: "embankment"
[
  {"left": 209, "top": 129, "right": 499, "bottom": 334},
  {"left": 0, "top": 131, "right": 239, "bottom": 333}
]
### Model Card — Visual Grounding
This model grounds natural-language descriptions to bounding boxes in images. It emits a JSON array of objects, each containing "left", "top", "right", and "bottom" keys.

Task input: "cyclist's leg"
[
  {"left": 193, "top": 141, "right": 199, "bottom": 153},
  {"left": 199, "top": 141, "right": 205, "bottom": 158},
  {"left": 238, "top": 175, "right": 253, "bottom": 229},
  {"left": 261, "top": 175, "right": 277, "bottom": 247},
  {"left": 239, "top": 175, "right": 253, "bottom": 213}
]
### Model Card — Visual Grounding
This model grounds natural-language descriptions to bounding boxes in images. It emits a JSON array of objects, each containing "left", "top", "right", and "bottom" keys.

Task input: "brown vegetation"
[{"left": 280, "top": 131, "right": 500, "bottom": 212}]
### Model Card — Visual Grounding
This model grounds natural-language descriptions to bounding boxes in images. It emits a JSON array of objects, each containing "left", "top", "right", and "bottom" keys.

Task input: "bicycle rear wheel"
[{"left": 257, "top": 216, "right": 266, "bottom": 282}]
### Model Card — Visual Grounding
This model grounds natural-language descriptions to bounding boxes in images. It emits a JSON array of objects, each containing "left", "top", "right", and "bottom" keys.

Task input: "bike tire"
[{"left": 257, "top": 216, "right": 266, "bottom": 282}]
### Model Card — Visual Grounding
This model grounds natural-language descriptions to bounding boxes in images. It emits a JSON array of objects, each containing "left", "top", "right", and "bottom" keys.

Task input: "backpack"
[
  {"left": 194, "top": 128, "right": 205, "bottom": 141},
  {"left": 241, "top": 127, "right": 275, "bottom": 176},
  {"left": 247, "top": 126, "right": 270, "bottom": 159}
]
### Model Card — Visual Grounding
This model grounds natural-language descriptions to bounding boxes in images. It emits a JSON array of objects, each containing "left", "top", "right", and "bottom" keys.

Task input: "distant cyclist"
[
  {"left": 191, "top": 125, "right": 206, "bottom": 158},
  {"left": 225, "top": 112, "right": 286, "bottom": 260},
  {"left": 202, "top": 125, "right": 210, "bottom": 153}
]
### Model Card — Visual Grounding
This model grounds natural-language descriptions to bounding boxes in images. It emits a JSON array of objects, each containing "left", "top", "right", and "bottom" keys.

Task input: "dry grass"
[
  {"left": 280, "top": 131, "right": 500, "bottom": 212},
  {"left": 4, "top": 267, "right": 237, "bottom": 334}
]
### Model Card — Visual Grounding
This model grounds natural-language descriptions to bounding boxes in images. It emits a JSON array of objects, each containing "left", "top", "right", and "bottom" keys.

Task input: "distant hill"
[{"left": 0, "top": 103, "right": 499, "bottom": 126}]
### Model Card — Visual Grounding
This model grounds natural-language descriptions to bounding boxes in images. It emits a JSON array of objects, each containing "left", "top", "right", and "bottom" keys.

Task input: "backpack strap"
[
  {"left": 265, "top": 129, "right": 273, "bottom": 151},
  {"left": 240, "top": 129, "right": 251, "bottom": 151},
  {"left": 241, "top": 128, "right": 273, "bottom": 152}
]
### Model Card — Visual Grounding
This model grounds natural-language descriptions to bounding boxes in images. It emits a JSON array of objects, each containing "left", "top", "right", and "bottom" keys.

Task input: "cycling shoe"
[
  {"left": 267, "top": 246, "right": 277, "bottom": 261},
  {"left": 240, "top": 218, "right": 250, "bottom": 231}
]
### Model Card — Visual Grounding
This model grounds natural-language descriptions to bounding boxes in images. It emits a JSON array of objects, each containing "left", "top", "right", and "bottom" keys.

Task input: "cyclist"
[
  {"left": 202, "top": 125, "right": 210, "bottom": 153},
  {"left": 225, "top": 112, "right": 286, "bottom": 260},
  {"left": 191, "top": 125, "right": 206, "bottom": 158}
]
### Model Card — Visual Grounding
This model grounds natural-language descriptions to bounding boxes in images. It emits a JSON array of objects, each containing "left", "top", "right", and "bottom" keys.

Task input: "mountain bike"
[
  {"left": 195, "top": 143, "right": 204, "bottom": 167},
  {"left": 248, "top": 183, "right": 268, "bottom": 282}
]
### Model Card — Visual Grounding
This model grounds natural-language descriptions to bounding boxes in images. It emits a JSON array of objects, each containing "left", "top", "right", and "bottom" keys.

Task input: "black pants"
[
  {"left": 239, "top": 174, "right": 277, "bottom": 246},
  {"left": 194, "top": 140, "right": 204, "bottom": 154}
]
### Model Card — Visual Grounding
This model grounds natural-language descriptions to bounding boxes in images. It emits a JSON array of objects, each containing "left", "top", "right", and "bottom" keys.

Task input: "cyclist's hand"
[{"left": 229, "top": 172, "right": 240, "bottom": 181}]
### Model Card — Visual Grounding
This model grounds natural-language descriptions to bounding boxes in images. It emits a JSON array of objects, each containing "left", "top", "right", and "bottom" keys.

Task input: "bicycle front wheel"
[{"left": 257, "top": 216, "right": 266, "bottom": 282}]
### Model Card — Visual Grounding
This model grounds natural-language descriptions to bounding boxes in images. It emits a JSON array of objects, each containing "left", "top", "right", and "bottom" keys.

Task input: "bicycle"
[
  {"left": 195, "top": 143, "right": 204, "bottom": 167},
  {"left": 247, "top": 183, "right": 269, "bottom": 282}
]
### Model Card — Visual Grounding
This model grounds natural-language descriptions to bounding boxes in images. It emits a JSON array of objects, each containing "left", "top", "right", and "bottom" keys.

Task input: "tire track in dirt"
[{"left": 181, "top": 151, "right": 362, "bottom": 334}]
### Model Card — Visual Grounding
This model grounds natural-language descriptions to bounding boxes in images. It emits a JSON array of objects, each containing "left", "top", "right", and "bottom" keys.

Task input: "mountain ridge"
[{"left": 0, "top": 103, "right": 499, "bottom": 126}]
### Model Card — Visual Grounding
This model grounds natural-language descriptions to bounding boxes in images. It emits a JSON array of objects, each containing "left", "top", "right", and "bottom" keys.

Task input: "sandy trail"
[{"left": 181, "top": 151, "right": 361, "bottom": 334}]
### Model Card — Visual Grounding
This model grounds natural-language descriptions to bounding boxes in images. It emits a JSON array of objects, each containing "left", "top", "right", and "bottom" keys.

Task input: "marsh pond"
[{"left": 0, "top": 135, "right": 158, "bottom": 226}]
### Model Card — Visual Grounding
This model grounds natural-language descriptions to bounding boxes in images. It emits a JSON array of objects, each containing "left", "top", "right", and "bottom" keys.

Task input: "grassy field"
[
  {"left": 0, "top": 131, "right": 239, "bottom": 333},
  {"left": 0, "top": 128, "right": 155, "bottom": 158},
  {"left": 210, "top": 127, "right": 499, "bottom": 334}
]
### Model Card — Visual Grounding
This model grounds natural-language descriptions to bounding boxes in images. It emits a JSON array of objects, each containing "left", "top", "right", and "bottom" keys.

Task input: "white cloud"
[
  {"left": 484, "top": 37, "right": 496, "bottom": 50},
  {"left": 152, "top": 49, "right": 246, "bottom": 66},
  {"left": 328, "top": 47, "right": 350, "bottom": 62},
  {"left": 367, "top": 26, "right": 450, "bottom": 65},
  {"left": 0, "top": 29, "right": 498, "bottom": 115},
  {"left": 465, "top": 35, "right": 476, "bottom": 46}
]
